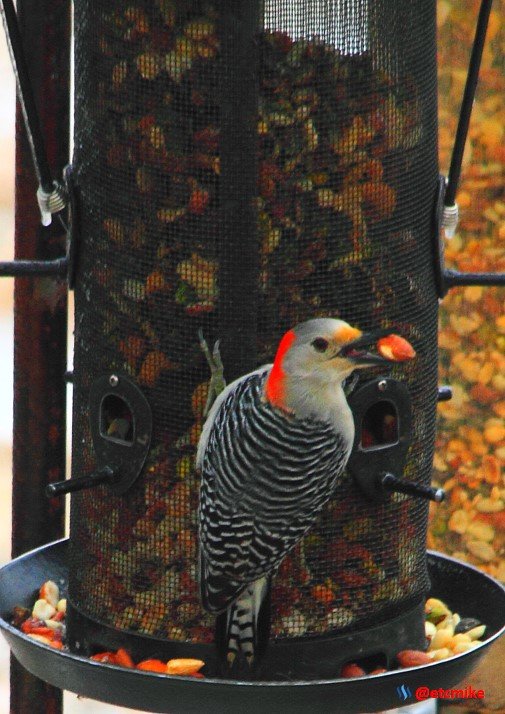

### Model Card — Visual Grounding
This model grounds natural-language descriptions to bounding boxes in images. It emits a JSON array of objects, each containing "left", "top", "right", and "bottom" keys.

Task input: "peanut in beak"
[{"left": 377, "top": 334, "right": 416, "bottom": 362}]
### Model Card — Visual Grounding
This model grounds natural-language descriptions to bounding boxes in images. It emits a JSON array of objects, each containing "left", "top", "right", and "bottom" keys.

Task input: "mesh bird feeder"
[
  {"left": 61, "top": 0, "right": 442, "bottom": 676},
  {"left": 1, "top": 0, "right": 505, "bottom": 711}
]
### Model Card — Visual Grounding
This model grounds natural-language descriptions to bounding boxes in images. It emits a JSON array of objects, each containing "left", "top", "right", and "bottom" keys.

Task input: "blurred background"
[
  {"left": 0, "top": 21, "right": 16, "bottom": 712},
  {"left": 0, "top": 1, "right": 503, "bottom": 712}
]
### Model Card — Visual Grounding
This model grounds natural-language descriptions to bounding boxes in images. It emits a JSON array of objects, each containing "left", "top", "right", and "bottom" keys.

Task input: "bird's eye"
[{"left": 312, "top": 337, "right": 329, "bottom": 353}]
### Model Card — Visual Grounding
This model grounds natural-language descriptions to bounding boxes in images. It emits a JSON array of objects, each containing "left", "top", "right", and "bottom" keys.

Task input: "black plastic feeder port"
[
  {"left": 346, "top": 377, "right": 414, "bottom": 501},
  {"left": 347, "top": 376, "right": 446, "bottom": 503},
  {"left": 46, "top": 373, "right": 153, "bottom": 499}
]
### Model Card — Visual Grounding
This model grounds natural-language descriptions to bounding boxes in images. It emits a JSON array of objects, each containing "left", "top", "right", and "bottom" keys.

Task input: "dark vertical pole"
[
  {"left": 10, "top": 0, "right": 69, "bottom": 712},
  {"left": 217, "top": 1, "right": 261, "bottom": 381}
]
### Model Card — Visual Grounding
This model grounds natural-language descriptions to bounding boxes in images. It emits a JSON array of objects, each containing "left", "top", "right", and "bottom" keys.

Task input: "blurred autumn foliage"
[{"left": 430, "top": 0, "right": 505, "bottom": 581}]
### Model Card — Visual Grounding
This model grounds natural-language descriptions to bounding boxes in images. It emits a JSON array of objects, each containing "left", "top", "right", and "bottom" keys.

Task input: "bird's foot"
[
  {"left": 222, "top": 649, "right": 256, "bottom": 680},
  {"left": 198, "top": 329, "right": 226, "bottom": 416}
]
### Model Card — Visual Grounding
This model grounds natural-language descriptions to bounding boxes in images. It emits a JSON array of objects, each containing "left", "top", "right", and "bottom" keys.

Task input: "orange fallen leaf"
[{"left": 482, "top": 455, "right": 501, "bottom": 485}]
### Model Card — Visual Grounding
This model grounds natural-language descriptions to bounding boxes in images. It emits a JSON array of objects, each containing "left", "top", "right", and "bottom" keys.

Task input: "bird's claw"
[
  {"left": 343, "top": 372, "right": 360, "bottom": 397},
  {"left": 198, "top": 328, "right": 212, "bottom": 362},
  {"left": 206, "top": 338, "right": 224, "bottom": 380},
  {"left": 199, "top": 330, "right": 226, "bottom": 417}
]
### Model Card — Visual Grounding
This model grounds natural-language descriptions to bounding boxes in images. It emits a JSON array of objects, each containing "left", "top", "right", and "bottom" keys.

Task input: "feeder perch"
[{"left": 0, "top": 0, "right": 504, "bottom": 711}]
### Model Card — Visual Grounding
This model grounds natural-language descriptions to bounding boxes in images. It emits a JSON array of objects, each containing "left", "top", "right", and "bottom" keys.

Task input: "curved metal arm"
[
  {"left": 0, "top": 0, "right": 68, "bottom": 225},
  {"left": 432, "top": 176, "right": 505, "bottom": 297},
  {"left": 445, "top": 0, "right": 494, "bottom": 209},
  {"left": 0, "top": 0, "right": 51, "bottom": 191}
]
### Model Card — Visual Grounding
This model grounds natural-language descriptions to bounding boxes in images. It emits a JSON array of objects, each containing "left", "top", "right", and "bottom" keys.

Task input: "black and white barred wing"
[{"left": 198, "top": 370, "right": 347, "bottom": 614}]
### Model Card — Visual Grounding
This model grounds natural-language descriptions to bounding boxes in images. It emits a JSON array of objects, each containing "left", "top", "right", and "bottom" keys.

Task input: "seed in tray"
[
  {"left": 340, "top": 663, "right": 366, "bottom": 678},
  {"left": 396, "top": 650, "right": 433, "bottom": 667},
  {"left": 454, "top": 617, "right": 484, "bottom": 635},
  {"left": 32, "top": 599, "right": 56, "bottom": 622},
  {"left": 13, "top": 583, "right": 488, "bottom": 678},
  {"left": 425, "top": 597, "right": 450, "bottom": 624},
  {"left": 39, "top": 580, "right": 60, "bottom": 608}
]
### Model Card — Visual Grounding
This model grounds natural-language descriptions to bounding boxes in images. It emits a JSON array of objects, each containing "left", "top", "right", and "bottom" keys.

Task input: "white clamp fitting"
[
  {"left": 441, "top": 202, "right": 459, "bottom": 239},
  {"left": 36, "top": 182, "right": 68, "bottom": 227}
]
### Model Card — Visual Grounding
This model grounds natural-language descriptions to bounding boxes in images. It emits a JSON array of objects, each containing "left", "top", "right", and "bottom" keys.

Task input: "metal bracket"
[
  {"left": 0, "top": 257, "right": 68, "bottom": 278},
  {"left": 432, "top": 175, "right": 505, "bottom": 298},
  {"left": 0, "top": 164, "right": 78, "bottom": 286}
]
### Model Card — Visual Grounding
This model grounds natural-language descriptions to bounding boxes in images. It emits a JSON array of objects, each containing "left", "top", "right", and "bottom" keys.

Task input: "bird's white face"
[{"left": 282, "top": 318, "right": 386, "bottom": 385}]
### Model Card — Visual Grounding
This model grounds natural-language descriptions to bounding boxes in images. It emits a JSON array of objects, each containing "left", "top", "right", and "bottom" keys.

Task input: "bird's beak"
[{"left": 338, "top": 328, "right": 393, "bottom": 366}]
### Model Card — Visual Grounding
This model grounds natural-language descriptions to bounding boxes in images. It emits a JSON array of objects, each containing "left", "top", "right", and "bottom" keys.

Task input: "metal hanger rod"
[
  {"left": 0, "top": 0, "right": 54, "bottom": 192},
  {"left": 445, "top": 0, "right": 494, "bottom": 207}
]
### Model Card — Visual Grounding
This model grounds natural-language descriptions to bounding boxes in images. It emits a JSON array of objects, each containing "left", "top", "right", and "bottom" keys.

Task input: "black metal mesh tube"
[{"left": 69, "top": 0, "right": 439, "bottom": 676}]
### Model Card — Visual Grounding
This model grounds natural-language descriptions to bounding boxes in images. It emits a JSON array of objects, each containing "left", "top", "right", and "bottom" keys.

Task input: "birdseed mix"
[{"left": 12, "top": 583, "right": 487, "bottom": 678}]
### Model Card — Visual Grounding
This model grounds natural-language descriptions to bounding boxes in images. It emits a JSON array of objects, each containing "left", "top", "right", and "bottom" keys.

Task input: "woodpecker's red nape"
[{"left": 264, "top": 329, "right": 297, "bottom": 409}]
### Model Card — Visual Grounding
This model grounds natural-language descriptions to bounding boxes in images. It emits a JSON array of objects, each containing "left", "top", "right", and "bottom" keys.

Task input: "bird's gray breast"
[{"left": 202, "top": 372, "right": 349, "bottom": 522}]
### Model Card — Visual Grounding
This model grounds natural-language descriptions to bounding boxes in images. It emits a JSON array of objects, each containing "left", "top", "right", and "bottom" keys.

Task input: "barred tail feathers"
[{"left": 216, "top": 576, "right": 271, "bottom": 668}]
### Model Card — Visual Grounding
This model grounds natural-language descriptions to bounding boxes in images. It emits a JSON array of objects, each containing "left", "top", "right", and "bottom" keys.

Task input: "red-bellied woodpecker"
[{"left": 197, "top": 318, "right": 415, "bottom": 670}]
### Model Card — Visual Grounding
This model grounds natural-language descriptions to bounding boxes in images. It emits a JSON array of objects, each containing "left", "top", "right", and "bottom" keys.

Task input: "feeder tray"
[{"left": 1, "top": 540, "right": 504, "bottom": 714}]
